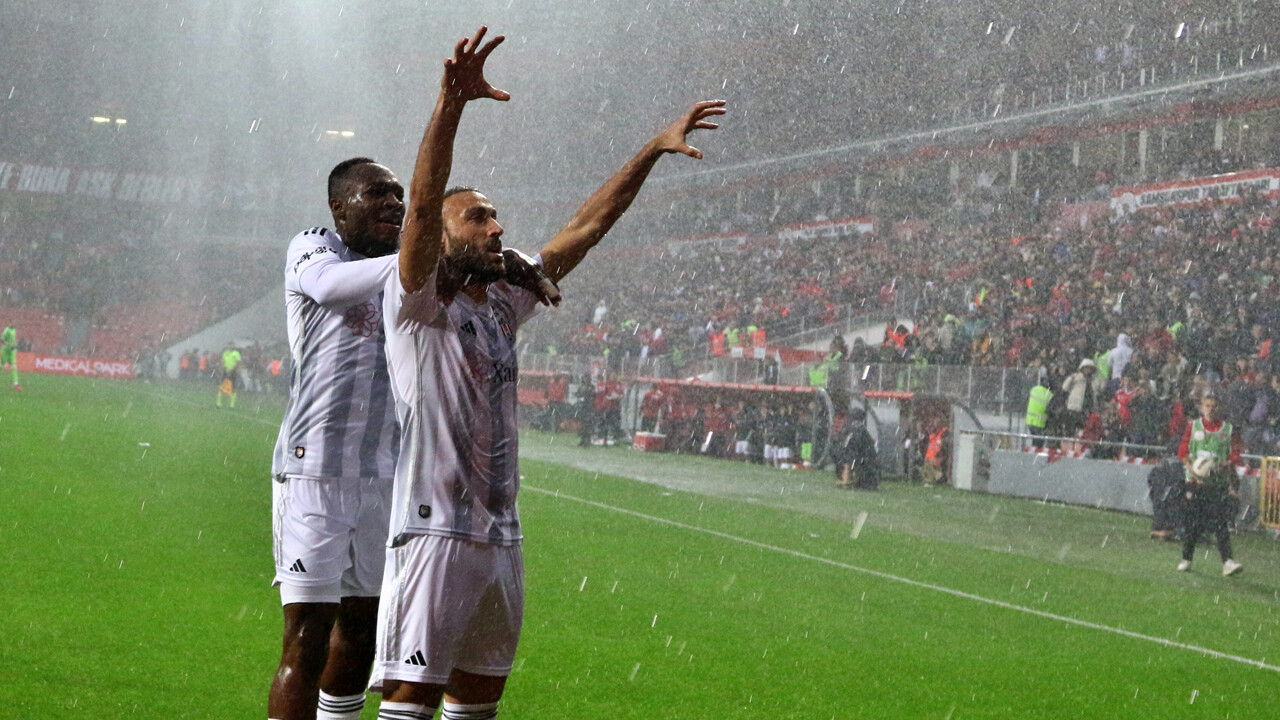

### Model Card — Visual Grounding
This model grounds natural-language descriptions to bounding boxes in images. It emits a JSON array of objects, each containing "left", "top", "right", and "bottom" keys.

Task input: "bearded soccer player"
[
  {"left": 267, "top": 138, "right": 558, "bottom": 720},
  {"left": 369, "top": 27, "right": 724, "bottom": 720}
]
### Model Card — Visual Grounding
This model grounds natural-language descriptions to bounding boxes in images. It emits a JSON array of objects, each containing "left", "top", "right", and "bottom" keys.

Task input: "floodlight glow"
[
  {"left": 91, "top": 116, "right": 111, "bottom": 123},
  {"left": 115, "top": 118, "right": 127, "bottom": 125},
  {"left": 340, "top": 130, "right": 355, "bottom": 137}
]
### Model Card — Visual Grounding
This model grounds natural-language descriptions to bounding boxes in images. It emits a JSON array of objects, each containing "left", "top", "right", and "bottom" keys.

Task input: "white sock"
[
  {"left": 441, "top": 700, "right": 499, "bottom": 719},
  {"left": 378, "top": 700, "right": 436, "bottom": 720},
  {"left": 317, "top": 691, "right": 366, "bottom": 720}
]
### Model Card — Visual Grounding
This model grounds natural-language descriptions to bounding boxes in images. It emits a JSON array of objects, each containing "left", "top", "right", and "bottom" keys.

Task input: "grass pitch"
[{"left": 2, "top": 374, "right": 1279, "bottom": 718}]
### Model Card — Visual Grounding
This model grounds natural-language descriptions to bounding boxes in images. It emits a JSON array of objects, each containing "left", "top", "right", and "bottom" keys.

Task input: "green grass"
[{"left": 2, "top": 374, "right": 1279, "bottom": 718}]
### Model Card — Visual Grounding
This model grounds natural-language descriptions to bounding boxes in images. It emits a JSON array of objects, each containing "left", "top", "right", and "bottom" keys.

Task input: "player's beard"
[{"left": 445, "top": 230, "right": 505, "bottom": 285}]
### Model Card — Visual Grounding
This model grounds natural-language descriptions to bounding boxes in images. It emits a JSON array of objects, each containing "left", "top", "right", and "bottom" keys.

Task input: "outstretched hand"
[
  {"left": 652, "top": 100, "right": 727, "bottom": 159},
  {"left": 442, "top": 26, "right": 510, "bottom": 103}
]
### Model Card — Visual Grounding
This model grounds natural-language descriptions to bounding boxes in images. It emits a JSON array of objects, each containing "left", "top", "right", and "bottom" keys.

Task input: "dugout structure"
[
  {"left": 861, "top": 390, "right": 985, "bottom": 480},
  {"left": 627, "top": 377, "right": 836, "bottom": 466},
  {"left": 515, "top": 369, "right": 836, "bottom": 466}
]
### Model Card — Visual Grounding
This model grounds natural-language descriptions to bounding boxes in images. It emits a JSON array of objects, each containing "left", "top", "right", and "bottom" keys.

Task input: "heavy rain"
[{"left": 3, "top": 1, "right": 1280, "bottom": 718}]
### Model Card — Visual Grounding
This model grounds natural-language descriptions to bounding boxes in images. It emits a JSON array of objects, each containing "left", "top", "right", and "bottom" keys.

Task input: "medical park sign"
[
  {"left": 16, "top": 353, "right": 134, "bottom": 379},
  {"left": 1111, "top": 168, "right": 1280, "bottom": 215}
]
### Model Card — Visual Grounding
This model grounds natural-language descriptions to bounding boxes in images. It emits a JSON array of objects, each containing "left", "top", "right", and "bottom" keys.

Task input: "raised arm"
[
  {"left": 399, "top": 27, "right": 509, "bottom": 294},
  {"left": 538, "top": 100, "right": 726, "bottom": 283}
]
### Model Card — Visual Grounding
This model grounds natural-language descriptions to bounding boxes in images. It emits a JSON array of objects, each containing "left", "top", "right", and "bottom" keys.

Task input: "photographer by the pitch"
[{"left": 1176, "top": 393, "right": 1244, "bottom": 576}]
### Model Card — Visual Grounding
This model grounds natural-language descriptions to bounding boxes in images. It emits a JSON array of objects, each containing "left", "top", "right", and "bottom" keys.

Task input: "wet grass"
[{"left": 2, "top": 375, "right": 1278, "bottom": 718}]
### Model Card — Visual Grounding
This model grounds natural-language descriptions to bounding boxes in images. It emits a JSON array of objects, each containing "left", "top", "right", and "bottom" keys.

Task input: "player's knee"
[
  {"left": 281, "top": 605, "right": 337, "bottom": 668},
  {"left": 383, "top": 680, "right": 445, "bottom": 708},
  {"left": 334, "top": 597, "right": 379, "bottom": 649}
]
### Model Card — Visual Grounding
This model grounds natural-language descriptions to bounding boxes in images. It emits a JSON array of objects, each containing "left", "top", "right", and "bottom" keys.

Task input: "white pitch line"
[{"left": 524, "top": 485, "right": 1280, "bottom": 674}]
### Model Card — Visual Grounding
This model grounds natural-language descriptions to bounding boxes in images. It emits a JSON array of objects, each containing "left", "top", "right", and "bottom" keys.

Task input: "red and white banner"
[
  {"left": 16, "top": 353, "right": 134, "bottom": 379},
  {"left": 1111, "top": 168, "right": 1280, "bottom": 215},
  {"left": 777, "top": 216, "right": 876, "bottom": 242}
]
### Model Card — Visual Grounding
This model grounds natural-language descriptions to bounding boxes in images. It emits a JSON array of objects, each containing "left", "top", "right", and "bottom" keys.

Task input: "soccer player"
[
  {"left": 217, "top": 342, "right": 242, "bottom": 408},
  {"left": 1, "top": 325, "right": 19, "bottom": 391},
  {"left": 267, "top": 152, "right": 557, "bottom": 720},
  {"left": 267, "top": 157, "right": 404, "bottom": 720},
  {"left": 370, "top": 27, "right": 724, "bottom": 720}
]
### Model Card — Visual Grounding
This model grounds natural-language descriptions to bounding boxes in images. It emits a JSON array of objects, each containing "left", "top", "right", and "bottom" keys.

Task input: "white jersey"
[
  {"left": 271, "top": 227, "right": 400, "bottom": 481},
  {"left": 382, "top": 262, "right": 541, "bottom": 547}
]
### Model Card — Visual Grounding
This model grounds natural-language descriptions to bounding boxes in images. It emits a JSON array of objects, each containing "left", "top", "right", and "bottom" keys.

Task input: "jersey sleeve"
[
  {"left": 285, "top": 229, "right": 396, "bottom": 308},
  {"left": 384, "top": 258, "right": 443, "bottom": 334}
]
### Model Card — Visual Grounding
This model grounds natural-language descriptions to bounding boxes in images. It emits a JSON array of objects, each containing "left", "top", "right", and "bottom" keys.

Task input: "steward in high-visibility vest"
[
  {"left": 921, "top": 425, "right": 949, "bottom": 485},
  {"left": 808, "top": 363, "right": 828, "bottom": 388},
  {"left": 1026, "top": 382, "right": 1053, "bottom": 430},
  {"left": 726, "top": 327, "right": 740, "bottom": 347},
  {"left": 710, "top": 332, "right": 726, "bottom": 356},
  {"left": 1026, "top": 380, "right": 1053, "bottom": 447},
  {"left": 1092, "top": 350, "right": 1110, "bottom": 382},
  {"left": 925, "top": 428, "right": 946, "bottom": 465}
]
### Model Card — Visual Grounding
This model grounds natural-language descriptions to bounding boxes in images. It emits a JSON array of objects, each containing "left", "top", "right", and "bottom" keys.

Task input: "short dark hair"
[
  {"left": 328, "top": 157, "right": 378, "bottom": 201},
  {"left": 444, "top": 185, "right": 481, "bottom": 200}
]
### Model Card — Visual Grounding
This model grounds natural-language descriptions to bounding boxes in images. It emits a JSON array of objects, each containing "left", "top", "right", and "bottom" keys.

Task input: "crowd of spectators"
[
  {"left": 523, "top": 182, "right": 1280, "bottom": 455},
  {"left": 0, "top": 203, "right": 280, "bottom": 357}
]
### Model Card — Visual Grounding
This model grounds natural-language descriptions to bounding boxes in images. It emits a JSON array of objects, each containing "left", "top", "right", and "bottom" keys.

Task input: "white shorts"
[
  {"left": 776, "top": 446, "right": 792, "bottom": 461},
  {"left": 734, "top": 440, "right": 751, "bottom": 455},
  {"left": 272, "top": 475, "right": 391, "bottom": 605},
  {"left": 370, "top": 535, "right": 524, "bottom": 689},
  {"left": 764, "top": 444, "right": 776, "bottom": 461}
]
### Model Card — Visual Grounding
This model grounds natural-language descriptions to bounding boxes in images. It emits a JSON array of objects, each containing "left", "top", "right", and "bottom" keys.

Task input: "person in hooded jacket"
[{"left": 1104, "top": 333, "right": 1135, "bottom": 395}]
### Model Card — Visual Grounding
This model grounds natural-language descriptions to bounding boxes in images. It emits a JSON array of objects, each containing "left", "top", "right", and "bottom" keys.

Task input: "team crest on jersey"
[
  {"left": 418, "top": 504, "right": 431, "bottom": 518},
  {"left": 1193, "top": 430, "right": 1205, "bottom": 441},
  {"left": 344, "top": 302, "right": 382, "bottom": 338},
  {"left": 294, "top": 446, "right": 305, "bottom": 458},
  {"left": 494, "top": 311, "right": 514, "bottom": 342}
]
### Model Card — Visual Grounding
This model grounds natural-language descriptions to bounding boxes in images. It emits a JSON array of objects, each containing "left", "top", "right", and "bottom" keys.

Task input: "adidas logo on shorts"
[
  {"left": 289, "top": 559, "right": 307, "bottom": 573},
  {"left": 405, "top": 650, "right": 427, "bottom": 666}
]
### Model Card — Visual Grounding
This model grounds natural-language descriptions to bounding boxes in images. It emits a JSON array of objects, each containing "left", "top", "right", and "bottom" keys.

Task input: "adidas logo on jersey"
[
  {"left": 289, "top": 559, "right": 307, "bottom": 573},
  {"left": 404, "top": 650, "right": 427, "bottom": 666}
]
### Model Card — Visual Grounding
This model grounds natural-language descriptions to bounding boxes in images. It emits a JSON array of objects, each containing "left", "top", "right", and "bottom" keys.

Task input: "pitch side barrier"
[{"left": 953, "top": 429, "right": 1272, "bottom": 531}]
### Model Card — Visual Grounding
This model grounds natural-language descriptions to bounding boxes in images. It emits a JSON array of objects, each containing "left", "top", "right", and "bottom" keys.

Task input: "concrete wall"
[
  {"left": 952, "top": 432, "right": 1263, "bottom": 527},
  {"left": 986, "top": 450, "right": 1154, "bottom": 514}
]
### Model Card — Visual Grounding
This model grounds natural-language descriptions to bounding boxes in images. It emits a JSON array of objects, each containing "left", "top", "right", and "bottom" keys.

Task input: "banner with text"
[
  {"left": 0, "top": 160, "right": 203, "bottom": 205},
  {"left": 777, "top": 216, "right": 876, "bottom": 242},
  {"left": 1111, "top": 168, "right": 1280, "bottom": 215},
  {"left": 16, "top": 353, "right": 135, "bottom": 379}
]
